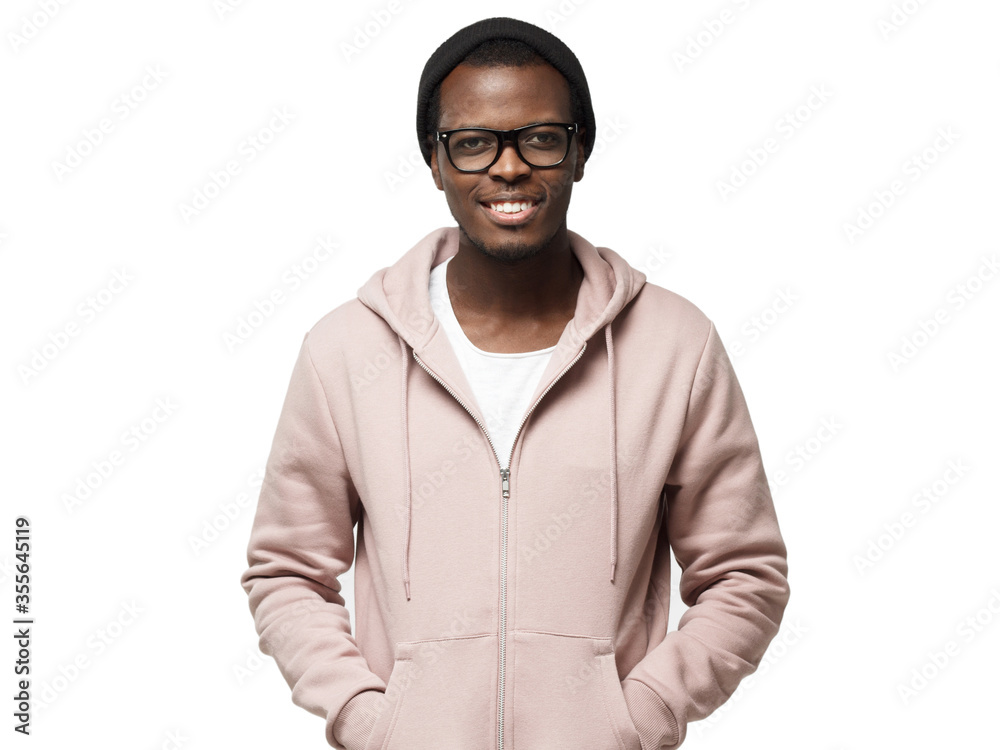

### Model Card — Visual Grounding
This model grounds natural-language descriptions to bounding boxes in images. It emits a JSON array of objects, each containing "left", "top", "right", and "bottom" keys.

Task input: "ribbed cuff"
[
  {"left": 621, "top": 679, "right": 680, "bottom": 750},
  {"left": 331, "top": 690, "right": 384, "bottom": 750}
]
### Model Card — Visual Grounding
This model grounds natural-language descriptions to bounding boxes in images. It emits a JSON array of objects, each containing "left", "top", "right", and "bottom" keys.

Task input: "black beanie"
[{"left": 416, "top": 16, "right": 596, "bottom": 168}]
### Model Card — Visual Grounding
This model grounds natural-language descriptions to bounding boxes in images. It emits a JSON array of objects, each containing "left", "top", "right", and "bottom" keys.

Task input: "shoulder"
[
  {"left": 623, "top": 280, "right": 715, "bottom": 353},
  {"left": 301, "top": 297, "right": 398, "bottom": 365}
]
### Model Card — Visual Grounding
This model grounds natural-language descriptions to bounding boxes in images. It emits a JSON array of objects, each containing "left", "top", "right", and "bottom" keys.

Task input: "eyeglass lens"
[{"left": 448, "top": 125, "right": 570, "bottom": 170}]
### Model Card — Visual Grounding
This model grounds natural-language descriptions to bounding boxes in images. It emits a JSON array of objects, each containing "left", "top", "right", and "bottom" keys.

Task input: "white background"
[{"left": 2, "top": 0, "right": 998, "bottom": 748}]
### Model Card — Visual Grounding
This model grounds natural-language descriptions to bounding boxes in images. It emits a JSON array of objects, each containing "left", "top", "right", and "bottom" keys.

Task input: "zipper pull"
[{"left": 500, "top": 468, "right": 509, "bottom": 498}]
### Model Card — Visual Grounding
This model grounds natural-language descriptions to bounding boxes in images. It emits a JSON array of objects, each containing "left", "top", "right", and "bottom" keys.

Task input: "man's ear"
[
  {"left": 573, "top": 127, "right": 586, "bottom": 182},
  {"left": 429, "top": 138, "right": 444, "bottom": 190}
]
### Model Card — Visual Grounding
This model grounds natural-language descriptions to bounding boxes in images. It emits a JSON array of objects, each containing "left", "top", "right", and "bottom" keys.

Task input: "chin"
[
  {"left": 469, "top": 236, "right": 544, "bottom": 264},
  {"left": 459, "top": 222, "right": 560, "bottom": 265}
]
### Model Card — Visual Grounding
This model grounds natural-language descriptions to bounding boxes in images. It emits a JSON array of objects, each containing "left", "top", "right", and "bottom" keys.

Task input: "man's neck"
[
  {"left": 445, "top": 229, "right": 584, "bottom": 352},
  {"left": 448, "top": 233, "right": 582, "bottom": 318}
]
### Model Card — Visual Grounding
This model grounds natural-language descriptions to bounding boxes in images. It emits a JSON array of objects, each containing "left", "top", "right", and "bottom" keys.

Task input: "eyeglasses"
[{"left": 435, "top": 122, "right": 579, "bottom": 173}]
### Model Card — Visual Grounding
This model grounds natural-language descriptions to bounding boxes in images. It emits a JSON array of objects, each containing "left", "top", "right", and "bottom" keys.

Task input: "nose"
[{"left": 488, "top": 139, "right": 531, "bottom": 181}]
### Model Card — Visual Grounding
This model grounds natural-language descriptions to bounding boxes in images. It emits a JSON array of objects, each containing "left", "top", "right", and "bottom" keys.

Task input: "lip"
[{"left": 479, "top": 199, "right": 542, "bottom": 226}]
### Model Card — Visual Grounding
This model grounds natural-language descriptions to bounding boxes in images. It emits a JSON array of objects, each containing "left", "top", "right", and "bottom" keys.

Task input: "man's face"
[{"left": 430, "top": 62, "right": 586, "bottom": 264}]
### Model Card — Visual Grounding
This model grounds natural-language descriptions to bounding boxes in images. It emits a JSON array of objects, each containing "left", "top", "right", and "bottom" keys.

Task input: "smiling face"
[{"left": 429, "top": 62, "right": 586, "bottom": 264}]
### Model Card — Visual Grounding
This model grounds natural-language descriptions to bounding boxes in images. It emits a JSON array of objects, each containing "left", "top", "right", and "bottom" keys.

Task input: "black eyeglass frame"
[{"left": 434, "top": 122, "right": 580, "bottom": 173}]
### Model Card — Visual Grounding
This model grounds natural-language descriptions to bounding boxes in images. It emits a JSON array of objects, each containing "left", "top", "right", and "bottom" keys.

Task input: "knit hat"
[{"left": 416, "top": 16, "right": 596, "bottom": 168}]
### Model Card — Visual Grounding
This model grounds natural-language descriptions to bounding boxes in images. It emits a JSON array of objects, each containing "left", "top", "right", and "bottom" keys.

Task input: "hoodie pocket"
[
  {"left": 363, "top": 633, "right": 497, "bottom": 750},
  {"left": 510, "top": 631, "right": 642, "bottom": 750}
]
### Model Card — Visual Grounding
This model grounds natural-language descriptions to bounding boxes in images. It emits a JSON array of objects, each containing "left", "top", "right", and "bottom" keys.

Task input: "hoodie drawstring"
[
  {"left": 399, "top": 335, "right": 413, "bottom": 601},
  {"left": 605, "top": 323, "right": 618, "bottom": 583},
  {"left": 398, "top": 324, "right": 620, "bottom": 600}
]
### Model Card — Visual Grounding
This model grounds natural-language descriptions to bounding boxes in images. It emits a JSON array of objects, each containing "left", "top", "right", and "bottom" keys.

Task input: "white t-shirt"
[{"left": 428, "top": 256, "right": 555, "bottom": 470}]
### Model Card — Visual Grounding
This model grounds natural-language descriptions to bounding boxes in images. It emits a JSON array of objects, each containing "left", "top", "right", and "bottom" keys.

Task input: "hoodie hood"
[{"left": 357, "top": 227, "right": 646, "bottom": 599}]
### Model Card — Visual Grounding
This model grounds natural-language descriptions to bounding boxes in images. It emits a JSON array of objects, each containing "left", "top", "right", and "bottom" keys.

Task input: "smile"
[
  {"left": 480, "top": 199, "right": 541, "bottom": 226},
  {"left": 488, "top": 200, "right": 536, "bottom": 213}
]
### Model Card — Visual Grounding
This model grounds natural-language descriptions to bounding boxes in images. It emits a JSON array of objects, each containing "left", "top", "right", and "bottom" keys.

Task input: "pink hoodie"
[{"left": 241, "top": 227, "right": 789, "bottom": 750}]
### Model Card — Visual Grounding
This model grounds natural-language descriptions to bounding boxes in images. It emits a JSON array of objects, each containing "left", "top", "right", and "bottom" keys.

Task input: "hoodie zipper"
[{"left": 412, "top": 342, "right": 587, "bottom": 750}]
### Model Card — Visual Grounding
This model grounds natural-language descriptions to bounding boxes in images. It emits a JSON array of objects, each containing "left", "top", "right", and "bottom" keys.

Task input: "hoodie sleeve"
[
  {"left": 621, "top": 320, "right": 790, "bottom": 749},
  {"left": 240, "top": 332, "right": 387, "bottom": 749}
]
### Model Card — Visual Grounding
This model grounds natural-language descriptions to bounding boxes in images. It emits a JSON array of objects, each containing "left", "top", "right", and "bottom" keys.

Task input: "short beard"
[
  {"left": 457, "top": 223, "right": 561, "bottom": 266},
  {"left": 464, "top": 228, "right": 537, "bottom": 264}
]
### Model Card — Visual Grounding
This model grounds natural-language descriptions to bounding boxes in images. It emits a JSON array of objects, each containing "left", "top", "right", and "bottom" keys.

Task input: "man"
[{"left": 241, "top": 16, "right": 789, "bottom": 750}]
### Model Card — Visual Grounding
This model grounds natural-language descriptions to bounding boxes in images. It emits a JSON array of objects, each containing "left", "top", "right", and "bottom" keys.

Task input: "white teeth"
[{"left": 490, "top": 201, "right": 534, "bottom": 213}]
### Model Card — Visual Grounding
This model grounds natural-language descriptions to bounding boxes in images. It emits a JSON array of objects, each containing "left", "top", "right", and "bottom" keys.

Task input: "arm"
[
  {"left": 623, "top": 321, "right": 790, "bottom": 749},
  {"left": 240, "top": 332, "right": 386, "bottom": 749}
]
